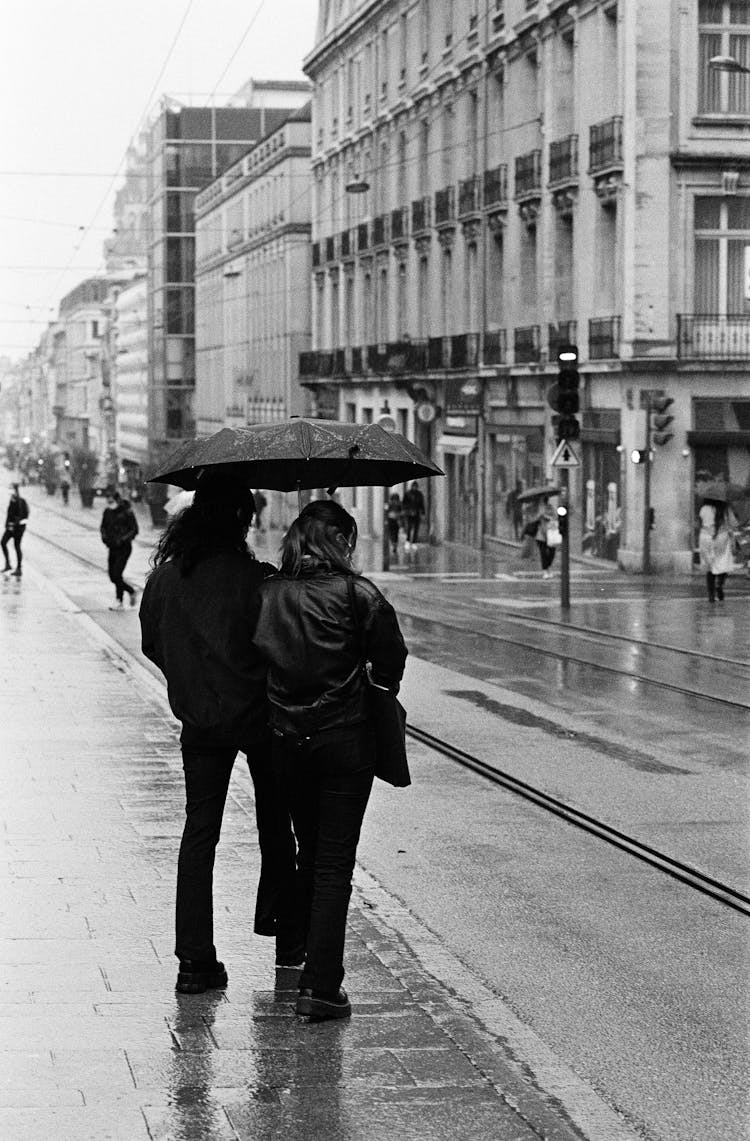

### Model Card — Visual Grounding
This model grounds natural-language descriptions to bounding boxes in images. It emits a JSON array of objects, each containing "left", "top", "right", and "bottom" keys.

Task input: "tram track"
[
  {"left": 28, "top": 522, "right": 750, "bottom": 918},
  {"left": 407, "top": 724, "right": 750, "bottom": 918}
]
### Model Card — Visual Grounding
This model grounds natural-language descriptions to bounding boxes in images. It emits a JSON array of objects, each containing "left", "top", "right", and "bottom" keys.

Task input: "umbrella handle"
[{"left": 297, "top": 482, "right": 302, "bottom": 514}]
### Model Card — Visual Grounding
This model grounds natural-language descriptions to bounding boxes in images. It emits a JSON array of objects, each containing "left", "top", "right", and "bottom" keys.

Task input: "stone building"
[{"left": 301, "top": 0, "right": 750, "bottom": 570}]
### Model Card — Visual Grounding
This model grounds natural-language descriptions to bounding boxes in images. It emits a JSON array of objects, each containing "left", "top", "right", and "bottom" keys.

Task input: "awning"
[{"left": 437, "top": 434, "right": 478, "bottom": 456}]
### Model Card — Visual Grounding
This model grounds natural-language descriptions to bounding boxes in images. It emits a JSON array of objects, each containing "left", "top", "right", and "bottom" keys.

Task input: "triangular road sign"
[{"left": 551, "top": 439, "right": 581, "bottom": 468}]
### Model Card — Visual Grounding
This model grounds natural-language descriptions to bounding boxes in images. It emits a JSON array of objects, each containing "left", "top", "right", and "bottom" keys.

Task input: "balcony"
[
  {"left": 390, "top": 206, "right": 409, "bottom": 242},
  {"left": 332, "top": 348, "right": 347, "bottom": 376},
  {"left": 298, "top": 351, "right": 319, "bottom": 378},
  {"left": 677, "top": 314, "right": 750, "bottom": 360},
  {"left": 548, "top": 321, "right": 578, "bottom": 360},
  {"left": 434, "top": 185, "right": 456, "bottom": 227},
  {"left": 312, "top": 242, "right": 321, "bottom": 269},
  {"left": 589, "top": 316, "right": 621, "bottom": 360},
  {"left": 549, "top": 135, "right": 578, "bottom": 186},
  {"left": 351, "top": 346, "right": 363, "bottom": 374},
  {"left": 514, "top": 325, "right": 541, "bottom": 364},
  {"left": 357, "top": 222, "right": 370, "bottom": 252},
  {"left": 484, "top": 164, "right": 508, "bottom": 209},
  {"left": 372, "top": 213, "right": 389, "bottom": 247},
  {"left": 317, "top": 350, "right": 334, "bottom": 376},
  {"left": 451, "top": 333, "right": 480, "bottom": 368},
  {"left": 589, "top": 116, "right": 623, "bottom": 174},
  {"left": 482, "top": 329, "right": 507, "bottom": 365},
  {"left": 366, "top": 343, "right": 389, "bottom": 372},
  {"left": 339, "top": 229, "right": 352, "bottom": 259},
  {"left": 514, "top": 150, "right": 542, "bottom": 199},
  {"left": 428, "top": 336, "right": 450, "bottom": 369},
  {"left": 411, "top": 196, "right": 432, "bottom": 234},
  {"left": 458, "top": 176, "right": 481, "bottom": 218}
]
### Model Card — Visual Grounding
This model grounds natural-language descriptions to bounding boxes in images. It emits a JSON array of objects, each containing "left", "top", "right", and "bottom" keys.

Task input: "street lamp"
[{"left": 708, "top": 54, "right": 750, "bottom": 75}]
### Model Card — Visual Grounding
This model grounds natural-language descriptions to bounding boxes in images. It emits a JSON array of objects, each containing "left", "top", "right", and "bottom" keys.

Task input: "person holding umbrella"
[
  {"left": 698, "top": 489, "right": 737, "bottom": 602},
  {"left": 249, "top": 499, "right": 408, "bottom": 1021},
  {"left": 139, "top": 473, "right": 299, "bottom": 993}
]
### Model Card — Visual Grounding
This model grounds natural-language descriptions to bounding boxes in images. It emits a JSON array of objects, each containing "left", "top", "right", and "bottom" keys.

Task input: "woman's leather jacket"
[{"left": 250, "top": 564, "right": 407, "bottom": 736}]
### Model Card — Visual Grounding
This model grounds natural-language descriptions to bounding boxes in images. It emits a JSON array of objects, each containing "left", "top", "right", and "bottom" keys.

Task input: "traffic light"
[
  {"left": 556, "top": 344, "right": 580, "bottom": 444},
  {"left": 556, "top": 504, "right": 568, "bottom": 539},
  {"left": 631, "top": 448, "right": 650, "bottom": 464},
  {"left": 651, "top": 396, "right": 674, "bottom": 446}
]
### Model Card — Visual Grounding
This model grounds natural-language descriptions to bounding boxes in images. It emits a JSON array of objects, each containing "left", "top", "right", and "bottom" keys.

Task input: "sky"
[{"left": 0, "top": 0, "right": 318, "bottom": 363}]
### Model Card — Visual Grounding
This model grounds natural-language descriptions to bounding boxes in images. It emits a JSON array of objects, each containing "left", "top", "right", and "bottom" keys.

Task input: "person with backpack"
[{"left": 2, "top": 483, "right": 29, "bottom": 577}]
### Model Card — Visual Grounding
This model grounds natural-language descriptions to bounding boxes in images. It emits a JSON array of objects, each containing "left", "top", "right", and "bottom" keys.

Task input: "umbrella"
[
  {"left": 700, "top": 481, "right": 749, "bottom": 504},
  {"left": 147, "top": 419, "right": 443, "bottom": 497},
  {"left": 516, "top": 484, "right": 560, "bottom": 504}
]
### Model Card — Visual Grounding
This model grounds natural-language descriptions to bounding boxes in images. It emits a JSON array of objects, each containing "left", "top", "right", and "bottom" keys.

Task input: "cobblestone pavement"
[{"left": 0, "top": 562, "right": 635, "bottom": 1141}]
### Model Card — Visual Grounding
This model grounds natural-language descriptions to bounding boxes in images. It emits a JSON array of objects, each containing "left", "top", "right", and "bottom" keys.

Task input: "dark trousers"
[
  {"left": 404, "top": 515, "right": 421, "bottom": 544},
  {"left": 537, "top": 540, "right": 556, "bottom": 570},
  {"left": 107, "top": 543, "right": 135, "bottom": 601},
  {"left": 1, "top": 526, "right": 23, "bottom": 569},
  {"left": 706, "top": 572, "right": 727, "bottom": 601},
  {"left": 176, "top": 724, "right": 297, "bottom": 963},
  {"left": 273, "top": 721, "right": 375, "bottom": 995}
]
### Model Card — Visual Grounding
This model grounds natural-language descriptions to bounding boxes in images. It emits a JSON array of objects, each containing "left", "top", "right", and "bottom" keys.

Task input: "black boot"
[
  {"left": 176, "top": 959, "right": 228, "bottom": 994},
  {"left": 296, "top": 986, "right": 351, "bottom": 1021}
]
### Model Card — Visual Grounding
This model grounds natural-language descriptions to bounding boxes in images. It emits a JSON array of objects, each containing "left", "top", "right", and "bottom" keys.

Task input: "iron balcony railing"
[
  {"left": 298, "top": 351, "right": 319, "bottom": 378},
  {"left": 514, "top": 150, "right": 542, "bottom": 198},
  {"left": 589, "top": 315, "right": 621, "bottom": 359},
  {"left": 548, "top": 321, "right": 578, "bottom": 360},
  {"left": 390, "top": 205, "right": 409, "bottom": 241},
  {"left": 549, "top": 135, "right": 578, "bottom": 185},
  {"left": 357, "top": 222, "right": 369, "bottom": 252},
  {"left": 411, "top": 195, "right": 431, "bottom": 233},
  {"left": 514, "top": 325, "right": 541, "bottom": 363},
  {"left": 351, "top": 346, "right": 363, "bottom": 374},
  {"left": 317, "top": 351, "right": 334, "bottom": 376},
  {"left": 589, "top": 116, "right": 623, "bottom": 173},
  {"left": 428, "top": 335, "right": 451, "bottom": 369},
  {"left": 458, "top": 175, "right": 481, "bottom": 217},
  {"left": 482, "top": 329, "right": 507, "bottom": 365},
  {"left": 332, "top": 349, "right": 347, "bottom": 376},
  {"left": 366, "top": 343, "right": 389, "bottom": 372},
  {"left": 435, "top": 185, "right": 456, "bottom": 225},
  {"left": 451, "top": 332, "right": 480, "bottom": 367},
  {"left": 677, "top": 314, "right": 750, "bottom": 360},
  {"left": 372, "top": 213, "right": 389, "bottom": 246},
  {"left": 484, "top": 164, "right": 508, "bottom": 208}
]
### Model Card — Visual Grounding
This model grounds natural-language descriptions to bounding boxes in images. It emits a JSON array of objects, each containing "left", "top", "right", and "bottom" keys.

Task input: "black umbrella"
[
  {"left": 516, "top": 484, "right": 560, "bottom": 504},
  {"left": 148, "top": 419, "right": 443, "bottom": 496}
]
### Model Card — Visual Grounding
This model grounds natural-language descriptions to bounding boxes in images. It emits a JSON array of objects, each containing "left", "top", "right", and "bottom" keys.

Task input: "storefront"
[
  {"left": 439, "top": 378, "right": 480, "bottom": 546},
  {"left": 580, "top": 409, "right": 622, "bottom": 561},
  {"left": 484, "top": 377, "right": 546, "bottom": 543}
]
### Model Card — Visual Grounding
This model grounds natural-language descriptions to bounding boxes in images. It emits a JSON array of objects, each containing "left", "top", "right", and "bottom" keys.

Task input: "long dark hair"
[
  {"left": 704, "top": 498, "right": 728, "bottom": 537},
  {"left": 280, "top": 499, "right": 357, "bottom": 577},
  {"left": 151, "top": 472, "right": 256, "bottom": 575}
]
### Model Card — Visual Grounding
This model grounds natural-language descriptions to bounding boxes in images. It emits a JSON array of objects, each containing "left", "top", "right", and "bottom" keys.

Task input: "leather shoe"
[
  {"left": 296, "top": 986, "right": 351, "bottom": 1021},
  {"left": 176, "top": 959, "right": 228, "bottom": 994}
]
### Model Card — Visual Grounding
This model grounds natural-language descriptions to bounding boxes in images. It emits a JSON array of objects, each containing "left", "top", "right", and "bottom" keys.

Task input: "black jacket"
[
  {"left": 140, "top": 550, "right": 274, "bottom": 735},
  {"left": 100, "top": 502, "right": 138, "bottom": 548},
  {"left": 250, "top": 566, "right": 407, "bottom": 735}
]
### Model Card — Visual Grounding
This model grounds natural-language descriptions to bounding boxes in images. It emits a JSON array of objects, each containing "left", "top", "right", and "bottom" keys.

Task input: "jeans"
[
  {"left": 176, "top": 724, "right": 297, "bottom": 963},
  {"left": 404, "top": 515, "right": 421, "bottom": 544},
  {"left": 273, "top": 721, "right": 375, "bottom": 995},
  {"left": 1, "top": 526, "right": 23, "bottom": 569},
  {"left": 706, "top": 572, "right": 727, "bottom": 601},
  {"left": 108, "top": 543, "right": 135, "bottom": 601},
  {"left": 537, "top": 540, "right": 556, "bottom": 571}
]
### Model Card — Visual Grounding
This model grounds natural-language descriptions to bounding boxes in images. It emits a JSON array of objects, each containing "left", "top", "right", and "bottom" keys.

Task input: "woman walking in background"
[
  {"left": 250, "top": 500, "right": 407, "bottom": 1021},
  {"left": 698, "top": 497, "right": 736, "bottom": 602},
  {"left": 139, "top": 473, "right": 298, "bottom": 994}
]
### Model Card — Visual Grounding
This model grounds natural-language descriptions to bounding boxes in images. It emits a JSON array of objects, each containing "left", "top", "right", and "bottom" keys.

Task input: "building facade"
[
  {"left": 302, "top": 0, "right": 750, "bottom": 569},
  {"left": 143, "top": 82, "right": 311, "bottom": 497},
  {"left": 112, "top": 276, "right": 149, "bottom": 496},
  {"left": 194, "top": 103, "right": 313, "bottom": 440}
]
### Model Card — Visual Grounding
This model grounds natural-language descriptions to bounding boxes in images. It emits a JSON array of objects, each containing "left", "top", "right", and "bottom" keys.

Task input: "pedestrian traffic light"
[
  {"left": 556, "top": 503, "right": 568, "bottom": 538},
  {"left": 651, "top": 396, "right": 674, "bottom": 446},
  {"left": 556, "top": 344, "right": 580, "bottom": 444}
]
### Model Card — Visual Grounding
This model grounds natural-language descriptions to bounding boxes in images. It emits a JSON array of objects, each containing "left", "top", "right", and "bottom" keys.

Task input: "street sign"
[{"left": 551, "top": 439, "right": 581, "bottom": 468}]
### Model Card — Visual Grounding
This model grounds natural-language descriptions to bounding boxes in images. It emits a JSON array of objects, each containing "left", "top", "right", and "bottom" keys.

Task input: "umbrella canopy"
[
  {"left": 148, "top": 419, "right": 443, "bottom": 493},
  {"left": 516, "top": 484, "right": 560, "bottom": 504},
  {"left": 700, "top": 481, "right": 749, "bottom": 504}
]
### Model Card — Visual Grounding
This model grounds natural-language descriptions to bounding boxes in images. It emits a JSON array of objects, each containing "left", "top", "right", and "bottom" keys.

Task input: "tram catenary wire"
[{"left": 407, "top": 724, "right": 750, "bottom": 919}]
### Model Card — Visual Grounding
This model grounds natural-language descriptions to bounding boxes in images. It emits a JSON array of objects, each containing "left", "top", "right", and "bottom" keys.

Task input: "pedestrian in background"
[
  {"left": 402, "top": 480, "right": 426, "bottom": 549},
  {"left": 1, "top": 483, "right": 29, "bottom": 577},
  {"left": 698, "top": 497, "right": 737, "bottom": 602},
  {"left": 253, "top": 489, "right": 267, "bottom": 533},
  {"left": 250, "top": 500, "right": 407, "bottom": 1021},
  {"left": 139, "top": 474, "right": 298, "bottom": 994},
  {"left": 60, "top": 471, "right": 70, "bottom": 506},
  {"left": 534, "top": 497, "right": 560, "bottom": 578},
  {"left": 386, "top": 491, "right": 402, "bottom": 559},
  {"left": 100, "top": 490, "right": 139, "bottom": 609}
]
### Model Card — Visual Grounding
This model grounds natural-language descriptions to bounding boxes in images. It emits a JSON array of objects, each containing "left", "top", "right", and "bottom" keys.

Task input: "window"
[
  {"left": 699, "top": 1, "right": 750, "bottom": 113},
  {"left": 694, "top": 195, "right": 750, "bottom": 312},
  {"left": 419, "top": 256, "right": 430, "bottom": 337}
]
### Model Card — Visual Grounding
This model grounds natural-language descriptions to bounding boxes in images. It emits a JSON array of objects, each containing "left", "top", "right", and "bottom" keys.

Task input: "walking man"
[
  {"left": 2, "top": 483, "right": 29, "bottom": 577},
  {"left": 402, "top": 481, "right": 426, "bottom": 549},
  {"left": 100, "top": 490, "right": 139, "bottom": 609}
]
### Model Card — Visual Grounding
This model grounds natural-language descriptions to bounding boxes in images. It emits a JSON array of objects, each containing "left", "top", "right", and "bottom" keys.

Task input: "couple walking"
[{"left": 139, "top": 474, "right": 407, "bottom": 1021}]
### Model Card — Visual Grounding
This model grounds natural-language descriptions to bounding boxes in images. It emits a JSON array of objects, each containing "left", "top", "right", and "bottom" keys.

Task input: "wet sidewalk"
[{"left": 0, "top": 566, "right": 606, "bottom": 1140}]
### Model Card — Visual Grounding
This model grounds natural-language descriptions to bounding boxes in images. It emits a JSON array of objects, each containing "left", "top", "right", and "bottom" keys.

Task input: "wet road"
[{"left": 7, "top": 486, "right": 750, "bottom": 1141}]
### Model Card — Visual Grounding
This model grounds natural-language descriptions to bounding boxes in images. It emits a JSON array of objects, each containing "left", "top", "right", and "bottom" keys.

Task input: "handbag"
[
  {"left": 545, "top": 524, "right": 563, "bottom": 547},
  {"left": 346, "top": 576, "right": 411, "bottom": 787}
]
